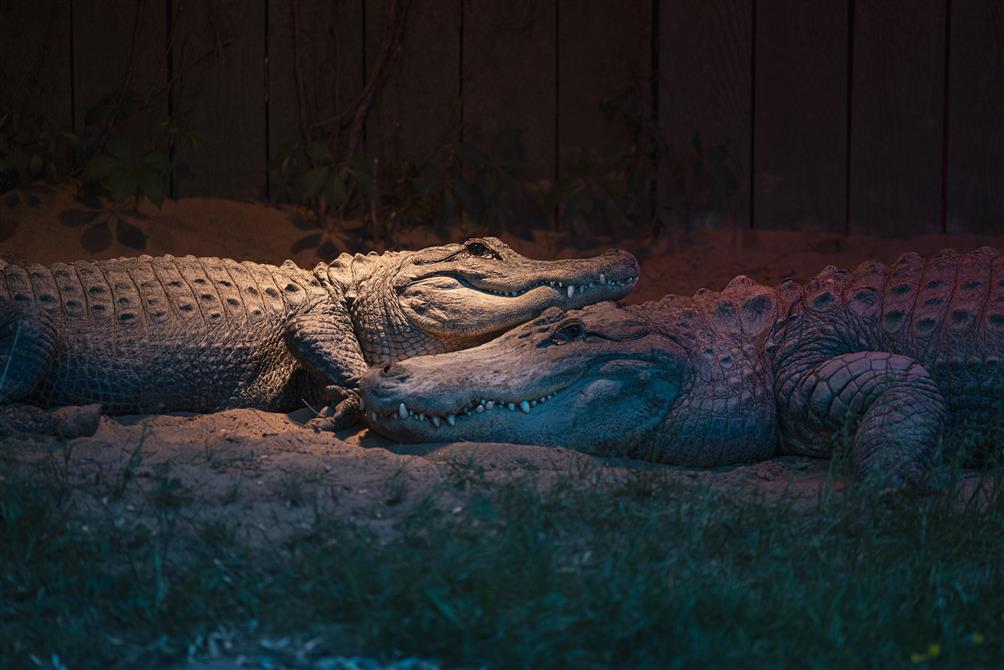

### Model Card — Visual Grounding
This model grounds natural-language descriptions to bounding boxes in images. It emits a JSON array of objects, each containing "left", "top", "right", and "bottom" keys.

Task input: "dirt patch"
[{"left": 2, "top": 409, "right": 851, "bottom": 545}]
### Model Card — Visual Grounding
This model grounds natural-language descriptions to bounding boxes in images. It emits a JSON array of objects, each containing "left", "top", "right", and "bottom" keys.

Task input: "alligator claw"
[{"left": 306, "top": 386, "right": 363, "bottom": 431}]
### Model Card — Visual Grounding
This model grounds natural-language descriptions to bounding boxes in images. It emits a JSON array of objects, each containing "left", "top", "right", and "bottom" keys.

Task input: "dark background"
[{"left": 2, "top": 0, "right": 1003, "bottom": 238}]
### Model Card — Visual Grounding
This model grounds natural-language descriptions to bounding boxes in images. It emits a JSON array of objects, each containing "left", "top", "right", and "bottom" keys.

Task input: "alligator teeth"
[
  {"left": 567, "top": 285, "right": 576, "bottom": 298},
  {"left": 431, "top": 416, "right": 441, "bottom": 427},
  {"left": 398, "top": 403, "right": 408, "bottom": 419},
  {"left": 485, "top": 400, "right": 495, "bottom": 410},
  {"left": 519, "top": 400, "right": 531, "bottom": 413},
  {"left": 476, "top": 404, "right": 485, "bottom": 413},
  {"left": 507, "top": 402, "right": 516, "bottom": 411},
  {"left": 599, "top": 273, "right": 606, "bottom": 285},
  {"left": 447, "top": 414, "right": 456, "bottom": 426}
]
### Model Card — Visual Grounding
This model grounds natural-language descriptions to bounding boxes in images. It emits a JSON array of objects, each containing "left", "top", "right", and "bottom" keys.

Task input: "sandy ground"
[{"left": 2, "top": 184, "right": 1003, "bottom": 534}]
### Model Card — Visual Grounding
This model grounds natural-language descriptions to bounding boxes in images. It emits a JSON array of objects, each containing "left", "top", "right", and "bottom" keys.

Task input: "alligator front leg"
[
  {"left": 285, "top": 303, "right": 369, "bottom": 430},
  {"left": 0, "top": 302, "right": 56, "bottom": 404},
  {"left": 778, "top": 352, "right": 948, "bottom": 491}
]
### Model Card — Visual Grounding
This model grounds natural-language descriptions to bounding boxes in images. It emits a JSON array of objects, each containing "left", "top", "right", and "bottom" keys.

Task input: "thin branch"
[
  {"left": 342, "top": 0, "right": 412, "bottom": 161},
  {"left": 142, "top": 38, "right": 235, "bottom": 109},
  {"left": 81, "top": 0, "right": 147, "bottom": 167},
  {"left": 308, "top": 0, "right": 412, "bottom": 133},
  {"left": 290, "top": 1, "right": 312, "bottom": 146},
  {"left": 12, "top": 1, "right": 59, "bottom": 120}
]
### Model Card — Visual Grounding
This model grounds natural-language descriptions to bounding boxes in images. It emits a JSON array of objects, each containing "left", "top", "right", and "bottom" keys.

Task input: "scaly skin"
[
  {"left": 362, "top": 247, "right": 1004, "bottom": 489},
  {"left": 0, "top": 237, "right": 639, "bottom": 429}
]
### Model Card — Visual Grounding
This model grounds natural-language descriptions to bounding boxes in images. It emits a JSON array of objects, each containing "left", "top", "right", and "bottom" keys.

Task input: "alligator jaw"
[
  {"left": 394, "top": 243, "right": 641, "bottom": 341},
  {"left": 366, "top": 384, "right": 570, "bottom": 440},
  {"left": 398, "top": 274, "right": 639, "bottom": 332}
]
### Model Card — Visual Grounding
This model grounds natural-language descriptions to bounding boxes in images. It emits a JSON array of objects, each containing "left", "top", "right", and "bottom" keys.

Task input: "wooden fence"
[{"left": 2, "top": 0, "right": 1003, "bottom": 237}]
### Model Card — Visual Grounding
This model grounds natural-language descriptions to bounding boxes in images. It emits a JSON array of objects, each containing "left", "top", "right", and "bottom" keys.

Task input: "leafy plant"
[
  {"left": 658, "top": 131, "right": 739, "bottom": 230},
  {"left": 81, "top": 137, "right": 171, "bottom": 208},
  {"left": 544, "top": 85, "right": 740, "bottom": 237},
  {"left": 0, "top": 107, "right": 78, "bottom": 195},
  {"left": 365, "top": 128, "right": 534, "bottom": 238}
]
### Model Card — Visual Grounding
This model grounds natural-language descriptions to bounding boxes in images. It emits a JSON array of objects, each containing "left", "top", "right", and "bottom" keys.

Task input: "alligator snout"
[{"left": 378, "top": 363, "right": 410, "bottom": 382}]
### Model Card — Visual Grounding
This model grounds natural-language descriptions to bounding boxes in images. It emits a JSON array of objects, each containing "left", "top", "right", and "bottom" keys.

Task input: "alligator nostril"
[{"left": 382, "top": 364, "right": 392, "bottom": 373}]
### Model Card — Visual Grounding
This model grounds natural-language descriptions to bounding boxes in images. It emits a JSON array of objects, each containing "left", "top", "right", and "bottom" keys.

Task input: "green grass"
[{"left": 1, "top": 459, "right": 1003, "bottom": 669}]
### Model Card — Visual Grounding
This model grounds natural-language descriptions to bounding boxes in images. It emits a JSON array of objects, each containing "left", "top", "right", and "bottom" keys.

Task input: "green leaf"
[
  {"left": 347, "top": 153, "right": 371, "bottom": 174},
  {"left": 348, "top": 167, "right": 376, "bottom": 199},
  {"left": 83, "top": 155, "right": 122, "bottom": 183},
  {"left": 106, "top": 137, "right": 133, "bottom": 162},
  {"left": 305, "top": 142, "right": 334, "bottom": 163},
  {"left": 142, "top": 151, "right": 171, "bottom": 174},
  {"left": 691, "top": 132, "right": 704, "bottom": 157},
  {"left": 491, "top": 128, "right": 527, "bottom": 167},
  {"left": 302, "top": 166, "right": 330, "bottom": 201},
  {"left": 28, "top": 154, "right": 43, "bottom": 177},
  {"left": 454, "top": 142, "right": 486, "bottom": 167},
  {"left": 107, "top": 168, "right": 140, "bottom": 202},
  {"left": 139, "top": 170, "right": 166, "bottom": 208},
  {"left": 323, "top": 172, "right": 346, "bottom": 207}
]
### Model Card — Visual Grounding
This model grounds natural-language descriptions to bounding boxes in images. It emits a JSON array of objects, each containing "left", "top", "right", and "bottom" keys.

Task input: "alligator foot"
[
  {"left": 305, "top": 385, "right": 363, "bottom": 431},
  {"left": 0, "top": 403, "right": 102, "bottom": 439}
]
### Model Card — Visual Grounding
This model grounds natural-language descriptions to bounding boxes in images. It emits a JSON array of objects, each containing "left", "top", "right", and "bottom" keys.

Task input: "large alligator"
[
  {"left": 0, "top": 237, "right": 638, "bottom": 432},
  {"left": 362, "top": 247, "right": 1004, "bottom": 490}
]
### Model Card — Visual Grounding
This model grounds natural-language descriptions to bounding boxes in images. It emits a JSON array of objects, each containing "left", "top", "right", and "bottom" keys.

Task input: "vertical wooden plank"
[
  {"left": 754, "top": 0, "right": 847, "bottom": 232},
  {"left": 171, "top": 0, "right": 266, "bottom": 200},
  {"left": 0, "top": 0, "right": 72, "bottom": 128},
  {"left": 73, "top": 0, "right": 168, "bottom": 149},
  {"left": 269, "top": 0, "right": 365, "bottom": 200},
  {"left": 659, "top": 0, "right": 752, "bottom": 228},
  {"left": 463, "top": 0, "right": 556, "bottom": 180},
  {"left": 849, "top": 0, "right": 946, "bottom": 237},
  {"left": 557, "top": 0, "right": 650, "bottom": 178},
  {"left": 365, "top": 0, "right": 462, "bottom": 165},
  {"left": 946, "top": 0, "right": 1004, "bottom": 234}
]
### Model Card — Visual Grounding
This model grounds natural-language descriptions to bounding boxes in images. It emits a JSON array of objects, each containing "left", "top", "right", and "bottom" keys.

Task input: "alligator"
[
  {"left": 362, "top": 247, "right": 1004, "bottom": 490},
  {"left": 0, "top": 237, "right": 639, "bottom": 432}
]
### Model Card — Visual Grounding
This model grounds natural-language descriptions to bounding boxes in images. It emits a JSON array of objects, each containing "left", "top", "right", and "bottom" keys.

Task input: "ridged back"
[
  {"left": 0, "top": 255, "right": 327, "bottom": 327},
  {"left": 789, "top": 247, "right": 1004, "bottom": 364}
]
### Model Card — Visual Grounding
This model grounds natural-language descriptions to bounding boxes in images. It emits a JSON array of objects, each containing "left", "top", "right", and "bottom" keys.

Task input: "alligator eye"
[
  {"left": 551, "top": 320, "right": 586, "bottom": 344},
  {"left": 466, "top": 241, "right": 491, "bottom": 257}
]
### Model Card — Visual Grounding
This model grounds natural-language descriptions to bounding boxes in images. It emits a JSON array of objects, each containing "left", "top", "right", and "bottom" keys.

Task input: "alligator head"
[
  {"left": 340, "top": 237, "right": 640, "bottom": 364},
  {"left": 361, "top": 296, "right": 779, "bottom": 466}
]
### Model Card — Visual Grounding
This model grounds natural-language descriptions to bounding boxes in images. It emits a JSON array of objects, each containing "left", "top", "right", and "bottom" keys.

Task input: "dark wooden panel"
[
  {"left": 365, "top": 0, "right": 462, "bottom": 164},
  {"left": 171, "top": 0, "right": 266, "bottom": 199},
  {"left": 557, "top": 0, "right": 650, "bottom": 178},
  {"left": 659, "top": 0, "right": 752, "bottom": 228},
  {"left": 849, "top": 0, "right": 945, "bottom": 236},
  {"left": 269, "top": 0, "right": 365, "bottom": 199},
  {"left": 754, "top": 0, "right": 847, "bottom": 232},
  {"left": 73, "top": 0, "right": 168, "bottom": 148},
  {"left": 463, "top": 0, "right": 556, "bottom": 180},
  {"left": 0, "top": 0, "right": 72, "bottom": 128},
  {"left": 946, "top": 0, "right": 1004, "bottom": 234}
]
